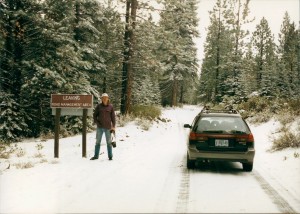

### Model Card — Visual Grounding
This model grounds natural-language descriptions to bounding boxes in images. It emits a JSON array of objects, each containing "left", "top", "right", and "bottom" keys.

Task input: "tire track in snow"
[
  {"left": 173, "top": 110, "right": 198, "bottom": 213},
  {"left": 253, "top": 170, "right": 296, "bottom": 213},
  {"left": 153, "top": 157, "right": 182, "bottom": 212},
  {"left": 175, "top": 158, "right": 190, "bottom": 213},
  {"left": 155, "top": 112, "right": 195, "bottom": 213},
  {"left": 155, "top": 116, "right": 189, "bottom": 213}
]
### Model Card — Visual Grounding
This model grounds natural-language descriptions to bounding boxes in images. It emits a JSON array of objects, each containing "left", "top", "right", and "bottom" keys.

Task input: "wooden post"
[
  {"left": 54, "top": 108, "right": 61, "bottom": 158},
  {"left": 82, "top": 108, "right": 88, "bottom": 158}
]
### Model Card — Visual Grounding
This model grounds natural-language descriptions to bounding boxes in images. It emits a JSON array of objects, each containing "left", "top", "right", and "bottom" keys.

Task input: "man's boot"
[{"left": 90, "top": 144, "right": 100, "bottom": 160}]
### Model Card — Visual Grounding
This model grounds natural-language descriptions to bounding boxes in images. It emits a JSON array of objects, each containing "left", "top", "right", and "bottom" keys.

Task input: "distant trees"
[
  {"left": 1, "top": 0, "right": 298, "bottom": 142},
  {"left": 0, "top": 0, "right": 200, "bottom": 142},
  {"left": 0, "top": 0, "right": 123, "bottom": 141},
  {"left": 198, "top": 0, "right": 299, "bottom": 104},
  {"left": 199, "top": 0, "right": 234, "bottom": 103},
  {"left": 158, "top": 0, "right": 199, "bottom": 107},
  {"left": 277, "top": 12, "right": 299, "bottom": 98},
  {"left": 121, "top": 0, "right": 200, "bottom": 110},
  {"left": 251, "top": 17, "right": 277, "bottom": 97},
  {"left": 1, "top": 0, "right": 44, "bottom": 140}
]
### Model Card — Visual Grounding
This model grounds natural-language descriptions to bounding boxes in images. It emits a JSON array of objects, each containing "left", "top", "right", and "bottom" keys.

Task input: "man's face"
[{"left": 102, "top": 96, "right": 109, "bottom": 105}]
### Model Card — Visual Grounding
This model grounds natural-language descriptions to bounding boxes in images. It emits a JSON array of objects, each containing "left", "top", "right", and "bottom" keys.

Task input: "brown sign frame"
[
  {"left": 50, "top": 94, "right": 93, "bottom": 158},
  {"left": 51, "top": 94, "right": 93, "bottom": 109}
]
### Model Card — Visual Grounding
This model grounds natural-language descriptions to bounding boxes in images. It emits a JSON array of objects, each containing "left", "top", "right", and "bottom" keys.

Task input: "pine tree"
[
  {"left": 227, "top": 0, "right": 253, "bottom": 102},
  {"left": 251, "top": 17, "right": 277, "bottom": 97},
  {"left": 0, "top": 0, "right": 42, "bottom": 140},
  {"left": 133, "top": 73, "right": 161, "bottom": 105},
  {"left": 73, "top": 0, "right": 123, "bottom": 102},
  {"left": 277, "top": 12, "right": 299, "bottom": 98},
  {"left": 239, "top": 42, "right": 257, "bottom": 96},
  {"left": 158, "top": 0, "right": 199, "bottom": 106},
  {"left": 97, "top": 4, "right": 126, "bottom": 108},
  {"left": 121, "top": 0, "right": 138, "bottom": 114},
  {"left": 1, "top": 0, "right": 107, "bottom": 140},
  {"left": 199, "top": 0, "right": 254, "bottom": 104},
  {"left": 133, "top": 17, "right": 162, "bottom": 106},
  {"left": 18, "top": 0, "right": 98, "bottom": 136},
  {"left": 198, "top": 0, "right": 234, "bottom": 103}
]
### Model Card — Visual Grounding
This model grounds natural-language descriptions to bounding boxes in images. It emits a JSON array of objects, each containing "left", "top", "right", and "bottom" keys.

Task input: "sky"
[{"left": 196, "top": 0, "right": 300, "bottom": 64}]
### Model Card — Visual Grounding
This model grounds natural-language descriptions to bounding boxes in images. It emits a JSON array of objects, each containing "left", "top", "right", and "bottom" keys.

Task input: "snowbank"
[
  {"left": 0, "top": 105, "right": 299, "bottom": 213},
  {"left": 250, "top": 119, "right": 300, "bottom": 211}
]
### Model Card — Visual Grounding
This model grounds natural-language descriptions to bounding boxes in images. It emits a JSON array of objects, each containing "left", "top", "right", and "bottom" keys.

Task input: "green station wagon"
[{"left": 184, "top": 108, "right": 255, "bottom": 171}]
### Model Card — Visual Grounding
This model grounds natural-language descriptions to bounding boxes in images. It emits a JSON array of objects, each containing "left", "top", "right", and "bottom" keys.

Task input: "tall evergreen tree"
[
  {"left": 19, "top": 0, "right": 99, "bottom": 136},
  {"left": 198, "top": 0, "right": 253, "bottom": 104},
  {"left": 198, "top": 0, "right": 233, "bottom": 103},
  {"left": 0, "top": 0, "right": 42, "bottom": 140},
  {"left": 1, "top": 0, "right": 109, "bottom": 140},
  {"left": 72, "top": 1, "right": 124, "bottom": 107},
  {"left": 277, "top": 12, "right": 299, "bottom": 98},
  {"left": 239, "top": 41, "right": 257, "bottom": 96},
  {"left": 158, "top": 0, "right": 199, "bottom": 106},
  {"left": 121, "top": 0, "right": 138, "bottom": 114},
  {"left": 133, "top": 17, "right": 162, "bottom": 106},
  {"left": 251, "top": 17, "right": 277, "bottom": 97},
  {"left": 227, "top": 0, "right": 253, "bottom": 101},
  {"left": 97, "top": 4, "right": 124, "bottom": 107}
]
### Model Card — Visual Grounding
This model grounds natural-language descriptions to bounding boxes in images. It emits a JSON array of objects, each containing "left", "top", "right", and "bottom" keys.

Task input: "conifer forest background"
[{"left": 1, "top": 0, "right": 299, "bottom": 142}]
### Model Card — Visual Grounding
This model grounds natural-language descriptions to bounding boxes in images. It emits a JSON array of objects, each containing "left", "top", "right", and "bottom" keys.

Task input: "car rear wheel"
[
  {"left": 187, "top": 152, "right": 195, "bottom": 169},
  {"left": 242, "top": 162, "right": 253, "bottom": 172}
]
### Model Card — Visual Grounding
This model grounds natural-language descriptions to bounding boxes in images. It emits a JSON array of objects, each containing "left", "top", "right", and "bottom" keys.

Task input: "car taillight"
[
  {"left": 237, "top": 133, "right": 254, "bottom": 147},
  {"left": 189, "top": 132, "right": 208, "bottom": 141},
  {"left": 189, "top": 132, "right": 197, "bottom": 141},
  {"left": 237, "top": 133, "right": 254, "bottom": 142}
]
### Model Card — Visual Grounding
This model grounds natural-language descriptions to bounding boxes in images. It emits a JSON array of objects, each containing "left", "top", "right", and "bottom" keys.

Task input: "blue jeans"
[{"left": 94, "top": 128, "right": 112, "bottom": 159}]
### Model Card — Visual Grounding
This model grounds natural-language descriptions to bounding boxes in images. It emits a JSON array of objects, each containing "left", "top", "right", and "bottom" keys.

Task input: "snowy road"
[{"left": 0, "top": 106, "right": 299, "bottom": 213}]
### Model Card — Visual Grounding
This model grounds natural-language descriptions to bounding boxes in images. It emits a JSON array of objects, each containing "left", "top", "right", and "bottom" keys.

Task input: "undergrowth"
[
  {"left": 270, "top": 122, "right": 300, "bottom": 151},
  {"left": 118, "top": 105, "right": 162, "bottom": 130},
  {"left": 208, "top": 96, "right": 300, "bottom": 151},
  {"left": 129, "top": 105, "right": 161, "bottom": 120}
]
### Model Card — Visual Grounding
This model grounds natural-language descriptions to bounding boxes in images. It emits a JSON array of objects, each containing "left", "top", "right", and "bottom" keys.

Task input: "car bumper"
[{"left": 188, "top": 146, "right": 255, "bottom": 163}]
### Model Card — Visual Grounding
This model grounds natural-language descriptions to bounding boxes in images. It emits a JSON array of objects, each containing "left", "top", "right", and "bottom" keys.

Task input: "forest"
[{"left": 0, "top": 0, "right": 299, "bottom": 143}]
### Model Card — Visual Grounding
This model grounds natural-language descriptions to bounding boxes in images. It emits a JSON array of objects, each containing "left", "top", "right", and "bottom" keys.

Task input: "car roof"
[
  {"left": 200, "top": 113, "right": 242, "bottom": 117},
  {"left": 198, "top": 108, "right": 242, "bottom": 118}
]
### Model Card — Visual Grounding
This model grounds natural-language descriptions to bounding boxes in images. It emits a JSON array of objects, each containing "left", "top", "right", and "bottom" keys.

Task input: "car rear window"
[{"left": 194, "top": 116, "right": 250, "bottom": 134}]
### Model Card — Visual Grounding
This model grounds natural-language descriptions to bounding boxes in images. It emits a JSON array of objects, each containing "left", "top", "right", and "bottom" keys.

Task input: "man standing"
[{"left": 91, "top": 93, "right": 116, "bottom": 160}]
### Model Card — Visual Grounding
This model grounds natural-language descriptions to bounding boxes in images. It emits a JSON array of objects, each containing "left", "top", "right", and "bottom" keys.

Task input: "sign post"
[
  {"left": 51, "top": 94, "right": 93, "bottom": 158},
  {"left": 54, "top": 108, "right": 61, "bottom": 158},
  {"left": 82, "top": 108, "right": 88, "bottom": 158}
]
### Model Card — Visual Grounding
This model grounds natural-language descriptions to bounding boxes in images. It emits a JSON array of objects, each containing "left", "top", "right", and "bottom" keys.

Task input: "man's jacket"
[{"left": 93, "top": 103, "right": 116, "bottom": 129}]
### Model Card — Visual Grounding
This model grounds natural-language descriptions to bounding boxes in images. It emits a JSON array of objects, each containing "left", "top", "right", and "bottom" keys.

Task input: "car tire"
[
  {"left": 242, "top": 162, "right": 253, "bottom": 172},
  {"left": 187, "top": 152, "right": 195, "bottom": 169}
]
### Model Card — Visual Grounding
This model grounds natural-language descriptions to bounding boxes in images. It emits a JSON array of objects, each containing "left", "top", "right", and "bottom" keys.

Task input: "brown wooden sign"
[
  {"left": 51, "top": 94, "right": 93, "bottom": 109},
  {"left": 51, "top": 94, "right": 93, "bottom": 158}
]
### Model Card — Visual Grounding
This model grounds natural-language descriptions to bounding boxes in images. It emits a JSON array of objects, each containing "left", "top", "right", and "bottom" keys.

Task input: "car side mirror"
[{"left": 184, "top": 124, "right": 191, "bottom": 128}]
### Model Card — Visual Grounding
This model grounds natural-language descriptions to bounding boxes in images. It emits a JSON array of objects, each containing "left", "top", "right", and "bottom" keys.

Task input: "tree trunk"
[
  {"left": 120, "top": 0, "right": 131, "bottom": 114},
  {"left": 74, "top": 2, "right": 80, "bottom": 43},
  {"left": 121, "top": 0, "right": 137, "bottom": 115},
  {"left": 171, "top": 77, "right": 178, "bottom": 107},
  {"left": 215, "top": 7, "right": 221, "bottom": 102},
  {"left": 12, "top": 0, "right": 24, "bottom": 99},
  {"left": 179, "top": 83, "right": 184, "bottom": 104},
  {"left": 233, "top": 0, "right": 241, "bottom": 96},
  {"left": 103, "top": 76, "right": 107, "bottom": 93},
  {"left": 1, "top": 13, "right": 13, "bottom": 93}
]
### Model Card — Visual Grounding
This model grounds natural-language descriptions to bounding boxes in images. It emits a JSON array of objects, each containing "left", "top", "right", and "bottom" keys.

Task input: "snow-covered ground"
[
  {"left": 251, "top": 119, "right": 300, "bottom": 212},
  {"left": 0, "top": 105, "right": 299, "bottom": 213}
]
